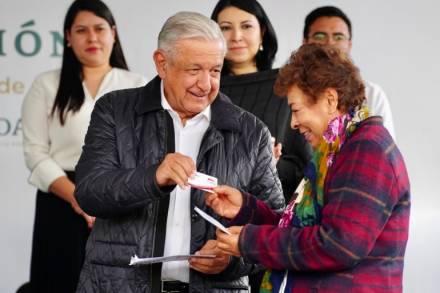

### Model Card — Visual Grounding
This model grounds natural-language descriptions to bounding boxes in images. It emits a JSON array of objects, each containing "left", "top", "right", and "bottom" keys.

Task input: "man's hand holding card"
[{"left": 188, "top": 172, "right": 218, "bottom": 193}]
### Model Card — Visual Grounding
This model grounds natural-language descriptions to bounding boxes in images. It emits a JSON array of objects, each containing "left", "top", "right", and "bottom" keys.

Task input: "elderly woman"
[{"left": 205, "top": 44, "right": 410, "bottom": 292}]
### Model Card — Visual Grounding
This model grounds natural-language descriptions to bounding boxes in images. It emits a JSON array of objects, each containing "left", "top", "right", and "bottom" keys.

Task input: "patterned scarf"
[{"left": 260, "top": 107, "right": 369, "bottom": 293}]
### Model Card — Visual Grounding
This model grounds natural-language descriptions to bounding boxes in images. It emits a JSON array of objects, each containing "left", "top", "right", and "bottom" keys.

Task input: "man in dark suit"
[{"left": 74, "top": 11, "right": 284, "bottom": 293}]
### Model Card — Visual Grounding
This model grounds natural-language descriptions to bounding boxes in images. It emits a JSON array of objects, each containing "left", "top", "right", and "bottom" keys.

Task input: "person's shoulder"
[
  {"left": 347, "top": 117, "right": 396, "bottom": 157},
  {"left": 213, "top": 92, "right": 269, "bottom": 134},
  {"left": 220, "top": 69, "right": 279, "bottom": 87},
  {"left": 214, "top": 92, "right": 242, "bottom": 117},
  {"left": 363, "top": 79, "right": 393, "bottom": 129},
  {"left": 334, "top": 118, "right": 398, "bottom": 179},
  {"left": 25, "top": 69, "right": 61, "bottom": 98},
  {"left": 111, "top": 68, "right": 148, "bottom": 87},
  {"left": 104, "top": 84, "right": 144, "bottom": 101},
  {"left": 364, "top": 79, "right": 386, "bottom": 98},
  {"left": 351, "top": 116, "right": 389, "bottom": 139},
  {"left": 219, "top": 69, "right": 284, "bottom": 107},
  {"left": 364, "top": 79, "right": 379, "bottom": 88},
  {"left": 32, "top": 68, "right": 61, "bottom": 85},
  {"left": 97, "top": 82, "right": 145, "bottom": 111},
  {"left": 343, "top": 117, "right": 408, "bottom": 190},
  {"left": 232, "top": 102, "right": 271, "bottom": 136}
]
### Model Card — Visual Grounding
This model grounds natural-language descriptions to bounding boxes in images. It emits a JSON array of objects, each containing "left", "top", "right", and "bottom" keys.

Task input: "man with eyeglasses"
[{"left": 303, "top": 6, "right": 395, "bottom": 138}]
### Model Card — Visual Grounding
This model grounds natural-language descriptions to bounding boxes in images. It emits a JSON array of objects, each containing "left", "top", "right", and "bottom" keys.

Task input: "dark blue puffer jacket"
[{"left": 74, "top": 76, "right": 284, "bottom": 293}]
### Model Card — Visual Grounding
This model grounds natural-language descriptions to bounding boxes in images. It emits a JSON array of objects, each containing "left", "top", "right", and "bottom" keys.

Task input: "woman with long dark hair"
[
  {"left": 21, "top": 1, "right": 146, "bottom": 292},
  {"left": 211, "top": 0, "right": 278, "bottom": 75},
  {"left": 211, "top": 0, "right": 310, "bottom": 203},
  {"left": 211, "top": 1, "right": 311, "bottom": 290}
]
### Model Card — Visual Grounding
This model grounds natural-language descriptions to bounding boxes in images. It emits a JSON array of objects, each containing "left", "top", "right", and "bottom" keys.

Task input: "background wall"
[{"left": 1, "top": 0, "right": 439, "bottom": 292}]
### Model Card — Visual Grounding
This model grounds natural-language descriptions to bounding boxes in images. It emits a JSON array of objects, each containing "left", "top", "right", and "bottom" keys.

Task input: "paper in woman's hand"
[
  {"left": 129, "top": 254, "right": 216, "bottom": 266},
  {"left": 194, "top": 206, "right": 231, "bottom": 235}
]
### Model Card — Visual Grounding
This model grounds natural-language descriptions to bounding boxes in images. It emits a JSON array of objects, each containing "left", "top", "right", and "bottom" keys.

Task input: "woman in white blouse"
[{"left": 21, "top": 0, "right": 146, "bottom": 292}]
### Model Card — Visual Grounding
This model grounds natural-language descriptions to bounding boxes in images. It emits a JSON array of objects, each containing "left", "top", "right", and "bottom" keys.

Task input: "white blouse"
[{"left": 22, "top": 68, "right": 147, "bottom": 192}]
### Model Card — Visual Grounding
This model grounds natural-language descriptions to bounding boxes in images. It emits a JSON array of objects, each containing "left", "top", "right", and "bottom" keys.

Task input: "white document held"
[
  {"left": 129, "top": 254, "right": 215, "bottom": 266},
  {"left": 194, "top": 206, "right": 231, "bottom": 235}
]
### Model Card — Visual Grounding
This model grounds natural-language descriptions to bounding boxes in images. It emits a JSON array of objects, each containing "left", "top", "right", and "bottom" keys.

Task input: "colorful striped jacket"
[{"left": 233, "top": 117, "right": 410, "bottom": 292}]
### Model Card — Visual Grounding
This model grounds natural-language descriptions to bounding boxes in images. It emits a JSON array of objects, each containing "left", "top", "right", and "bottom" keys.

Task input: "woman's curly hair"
[{"left": 275, "top": 44, "right": 365, "bottom": 111}]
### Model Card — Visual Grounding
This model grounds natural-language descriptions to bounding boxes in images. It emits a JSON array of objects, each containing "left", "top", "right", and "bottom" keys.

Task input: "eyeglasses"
[{"left": 309, "top": 32, "right": 350, "bottom": 43}]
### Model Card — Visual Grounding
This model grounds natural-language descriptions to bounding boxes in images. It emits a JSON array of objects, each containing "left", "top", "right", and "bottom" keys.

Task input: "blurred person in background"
[
  {"left": 21, "top": 0, "right": 146, "bottom": 292},
  {"left": 211, "top": 2, "right": 311, "bottom": 289},
  {"left": 303, "top": 5, "right": 395, "bottom": 138},
  {"left": 211, "top": 0, "right": 311, "bottom": 201}
]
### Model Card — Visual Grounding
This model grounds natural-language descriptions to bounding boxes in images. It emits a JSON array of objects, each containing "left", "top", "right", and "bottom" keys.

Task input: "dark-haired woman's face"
[
  {"left": 217, "top": 6, "right": 262, "bottom": 74},
  {"left": 66, "top": 11, "right": 115, "bottom": 69}
]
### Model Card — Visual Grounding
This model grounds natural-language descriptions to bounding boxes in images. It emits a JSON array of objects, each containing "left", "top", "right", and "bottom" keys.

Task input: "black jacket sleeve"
[{"left": 74, "top": 94, "right": 173, "bottom": 218}]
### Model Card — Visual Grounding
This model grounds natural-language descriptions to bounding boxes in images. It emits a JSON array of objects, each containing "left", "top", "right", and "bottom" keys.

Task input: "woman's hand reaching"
[
  {"left": 272, "top": 137, "right": 282, "bottom": 162},
  {"left": 216, "top": 226, "right": 243, "bottom": 257},
  {"left": 49, "top": 176, "right": 95, "bottom": 229},
  {"left": 205, "top": 185, "right": 243, "bottom": 219},
  {"left": 71, "top": 198, "right": 96, "bottom": 229}
]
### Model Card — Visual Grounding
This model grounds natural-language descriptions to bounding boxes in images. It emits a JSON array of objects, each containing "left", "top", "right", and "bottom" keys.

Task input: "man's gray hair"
[{"left": 158, "top": 11, "right": 226, "bottom": 55}]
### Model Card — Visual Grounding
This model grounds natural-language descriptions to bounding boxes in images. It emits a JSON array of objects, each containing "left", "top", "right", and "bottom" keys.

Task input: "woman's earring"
[{"left": 259, "top": 44, "right": 263, "bottom": 51}]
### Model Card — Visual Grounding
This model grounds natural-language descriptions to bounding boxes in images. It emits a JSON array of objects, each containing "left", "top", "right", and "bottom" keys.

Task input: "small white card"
[
  {"left": 188, "top": 172, "right": 218, "bottom": 193},
  {"left": 129, "top": 254, "right": 216, "bottom": 266},
  {"left": 194, "top": 206, "right": 231, "bottom": 235}
]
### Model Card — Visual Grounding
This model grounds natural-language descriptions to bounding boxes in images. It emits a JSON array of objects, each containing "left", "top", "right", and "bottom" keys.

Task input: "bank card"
[{"left": 188, "top": 172, "right": 217, "bottom": 193}]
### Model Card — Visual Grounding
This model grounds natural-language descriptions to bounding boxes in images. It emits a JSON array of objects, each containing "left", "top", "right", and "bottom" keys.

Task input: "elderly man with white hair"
[{"left": 74, "top": 11, "right": 284, "bottom": 293}]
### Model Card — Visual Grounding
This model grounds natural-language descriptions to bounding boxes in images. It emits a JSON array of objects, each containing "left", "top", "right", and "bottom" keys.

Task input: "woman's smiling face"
[{"left": 287, "top": 85, "right": 339, "bottom": 148}]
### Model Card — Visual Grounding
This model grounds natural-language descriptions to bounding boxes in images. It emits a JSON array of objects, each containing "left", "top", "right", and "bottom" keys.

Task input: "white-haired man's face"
[{"left": 154, "top": 38, "right": 224, "bottom": 124}]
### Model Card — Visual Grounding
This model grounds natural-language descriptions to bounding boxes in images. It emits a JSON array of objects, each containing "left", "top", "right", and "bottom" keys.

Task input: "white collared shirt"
[{"left": 160, "top": 82, "right": 211, "bottom": 283}]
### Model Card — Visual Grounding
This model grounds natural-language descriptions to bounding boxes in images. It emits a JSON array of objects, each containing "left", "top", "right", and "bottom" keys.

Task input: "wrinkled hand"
[
  {"left": 189, "top": 239, "right": 230, "bottom": 274},
  {"left": 205, "top": 185, "right": 243, "bottom": 219},
  {"left": 216, "top": 226, "right": 243, "bottom": 257},
  {"left": 155, "top": 153, "right": 196, "bottom": 188},
  {"left": 71, "top": 198, "right": 95, "bottom": 229},
  {"left": 272, "top": 137, "right": 282, "bottom": 162}
]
